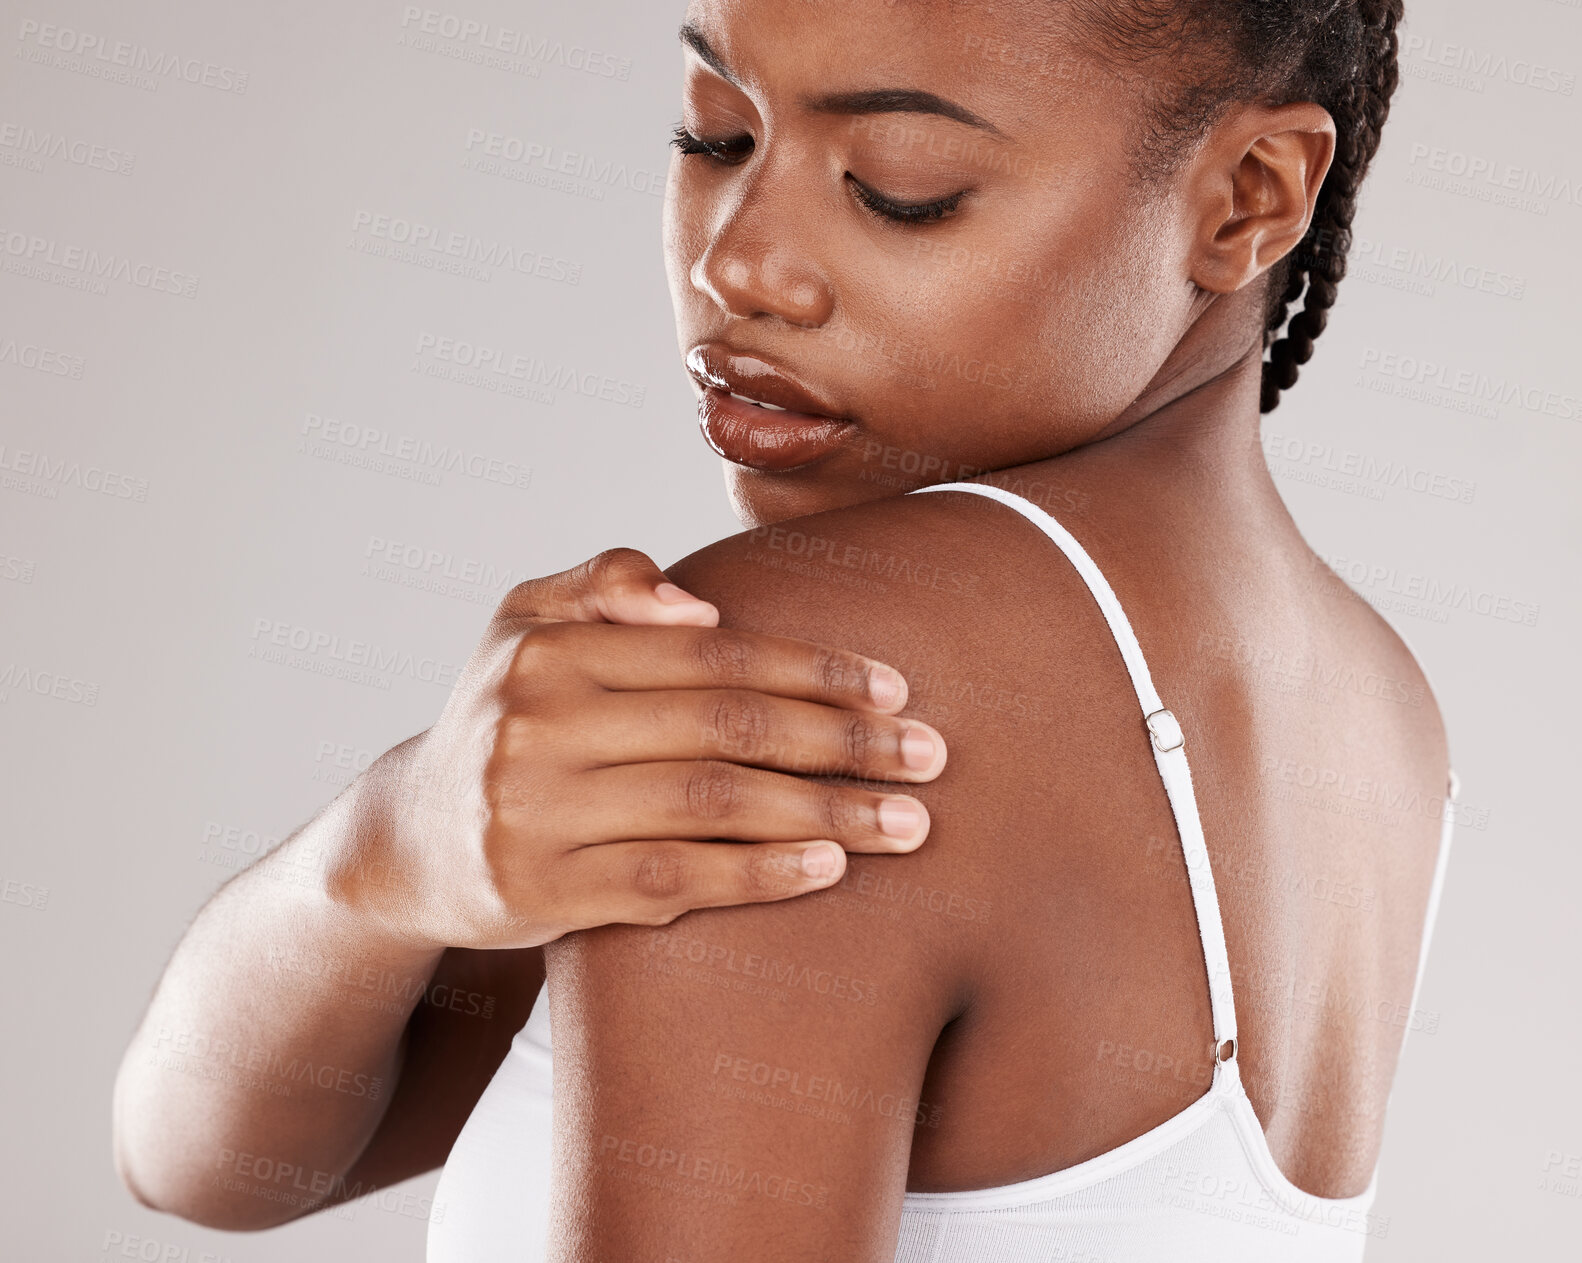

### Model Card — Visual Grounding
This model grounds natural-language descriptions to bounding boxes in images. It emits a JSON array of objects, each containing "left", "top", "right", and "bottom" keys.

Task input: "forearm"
[{"left": 112, "top": 761, "right": 445, "bottom": 1229}]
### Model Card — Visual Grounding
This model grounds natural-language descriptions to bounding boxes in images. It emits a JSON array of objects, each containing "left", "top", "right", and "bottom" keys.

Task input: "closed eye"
[
  {"left": 670, "top": 122, "right": 754, "bottom": 163},
  {"left": 845, "top": 176, "right": 966, "bottom": 226},
  {"left": 670, "top": 122, "right": 967, "bottom": 226}
]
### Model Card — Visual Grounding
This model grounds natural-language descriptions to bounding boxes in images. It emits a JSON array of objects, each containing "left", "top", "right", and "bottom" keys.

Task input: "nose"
[{"left": 689, "top": 177, "right": 836, "bottom": 327}]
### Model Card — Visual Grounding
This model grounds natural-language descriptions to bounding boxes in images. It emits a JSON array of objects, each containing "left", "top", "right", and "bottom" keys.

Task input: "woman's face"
[{"left": 664, "top": 0, "right": 1204, "bottom": 527}]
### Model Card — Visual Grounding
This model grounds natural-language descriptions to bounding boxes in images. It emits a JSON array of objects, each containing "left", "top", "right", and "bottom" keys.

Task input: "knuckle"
[
  {"left": 477, "top": 813, "right": 539, "bottom": 920},
  {"left": 482, "top": 716, "right": 543, "bottom": 813},
  {"left": 817, "top": 787, "right": 870, "bottom": 839},
  {"left": 679, "top": 761, "right": 745, "bottom": 821},
  {"left": 840, "top": 711, "right": 883, "bottom": 769},
  {"left": 497, "top": 578, "right": 541, "bottom": 620},
  {"left": 702, "top": 690, "right": 770, "bottom": 756},
  {"left": 690, "top": 630, "right": 755, "bottom": 683},
  {"left": 632, "top": 844, "right": 689, "bottom": 904},
  {"left": 740, "top": 846, "right": 799, "bottom": 900},
  {"left": 583, "top": 547, "right": 648, "bottom": 593},
  {"left": 507, "top": 621, "right": 576, "bottom": 678},
  {"left": 489, "top": 713, "right": 531, "bottom": 768},
  {"left": 809, "top": 645, "right": 862, "bottom": 699}
]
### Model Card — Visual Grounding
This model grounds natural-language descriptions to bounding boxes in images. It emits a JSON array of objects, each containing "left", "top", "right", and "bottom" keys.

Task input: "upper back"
[{"left": 670, "top": 462, "right": 1451, "bottom": 1203}]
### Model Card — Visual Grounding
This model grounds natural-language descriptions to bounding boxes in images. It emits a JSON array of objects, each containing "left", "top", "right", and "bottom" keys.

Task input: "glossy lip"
[{"left": 685, "top": 343, "right": 857, "bottom": 472}]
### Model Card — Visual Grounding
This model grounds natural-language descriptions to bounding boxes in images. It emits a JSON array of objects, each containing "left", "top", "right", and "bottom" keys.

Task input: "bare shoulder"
[
  {"left": 538, "top": 490, "right": 1125, "bottom": 1257},
  {"left": 666, "top": 490, "right": 1027, "bottom": 654},
  {"left": 662, "top": 487, "right": 1138, "bottom": 735},
  {"left": 1285, "top": 544, "right": 1454, "bottom": 785},
  {"left": 657, "top": 486, "right": 1148, "bottom": 978}
]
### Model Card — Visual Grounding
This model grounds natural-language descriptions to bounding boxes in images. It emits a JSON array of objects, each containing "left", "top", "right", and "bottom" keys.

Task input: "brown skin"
[
  {"left": 111, "top": 551, "right": 946, "bottom": 1228},
  {"left": 666, "top": 0, "right": 1327, "bottom": 525},
  {"left": 114, "top": 0, "right": 1450, "bottom": 1251},
  {"left": 543, "top": 2, "right": 1449, "bottom": 1260}
]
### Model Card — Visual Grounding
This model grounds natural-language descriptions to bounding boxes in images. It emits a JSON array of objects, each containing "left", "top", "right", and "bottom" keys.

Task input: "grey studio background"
[{"left": 1, "top": 0, "right": 1578, "bottom": 1259}]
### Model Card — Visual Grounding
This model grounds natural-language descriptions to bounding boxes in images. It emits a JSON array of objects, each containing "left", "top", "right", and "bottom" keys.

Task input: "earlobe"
[{"left": 1188, "top": 103, "right": 1337, "bottom": 296}]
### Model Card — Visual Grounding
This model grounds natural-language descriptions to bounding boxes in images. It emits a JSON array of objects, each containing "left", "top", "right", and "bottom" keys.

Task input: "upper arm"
[
  {"left": 543, "top": 883, "right": 958, "bottom": 1261},
  {"left": 540, "top": 510, "right": 997, "bottom": 1261},
  {"left": 329, "top": 944, "right": 545, "bottom": 1202}
]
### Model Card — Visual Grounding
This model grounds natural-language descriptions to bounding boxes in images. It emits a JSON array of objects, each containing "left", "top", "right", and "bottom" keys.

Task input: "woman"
[
  {"left": 431, "top": 1, "right": 1447, "bottom": 1258},
  {"left": 117, "top": 1, "right": 1454, "bottom": 1260}
]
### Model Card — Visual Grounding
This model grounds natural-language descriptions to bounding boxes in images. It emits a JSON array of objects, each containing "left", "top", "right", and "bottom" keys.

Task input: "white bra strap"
[
  {"left": 1397, "top": 808, "right": 1454, "bottom": 1065},
  {"left": 912, "top": 482, "right": 1238, "bottom": 1050},
  {"left": 1337, "top": 605, "right": 1457, "bottom": 1042}
]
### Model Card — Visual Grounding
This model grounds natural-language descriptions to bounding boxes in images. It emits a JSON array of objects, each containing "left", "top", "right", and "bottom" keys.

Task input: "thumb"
[
  {"left": 651, "top": 581, "right": 721, "bottom": 623},
  {"left": 578, "top": 548, "right": 719, "bottom": 627}
]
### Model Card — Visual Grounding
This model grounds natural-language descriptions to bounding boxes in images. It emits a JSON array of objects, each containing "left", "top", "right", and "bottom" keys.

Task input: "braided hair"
[{"left": 1065, "top": 0, "right": 1407, "bottom": 412}]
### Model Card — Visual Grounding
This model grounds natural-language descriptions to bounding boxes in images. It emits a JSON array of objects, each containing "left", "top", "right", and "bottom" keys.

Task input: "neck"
[{"left": 982, "top": 285, "right": 1278, "bottom": 510}]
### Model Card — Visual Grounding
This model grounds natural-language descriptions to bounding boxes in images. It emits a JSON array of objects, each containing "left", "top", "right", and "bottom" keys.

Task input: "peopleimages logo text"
[
  {"left": 0, "top": 228, "right": 199, "bottom": 297},
  {"left": 1407, "top": 143, "right": 1582, "bottom": 208},
  {"left": 399, "top": 8, "right": 631, "bottom": 78},
  {"left": 14, "top": 20, "right": 249, "bottom": 92}
]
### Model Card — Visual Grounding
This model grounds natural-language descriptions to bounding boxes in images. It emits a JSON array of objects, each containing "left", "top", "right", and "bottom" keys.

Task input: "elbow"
[
  {"left": 112, "top": 1071, "right": 302, "bottom": 1232},
  {"left": 113, "top": 1135, "right": 305, "bottom": 1232},
  {"left": 113, "top": 1139, "right": 159, "bottom": 1214},
  {"left": 113, "top": 1143, "right": 199, "bottom": 1225},
  {"left": 112, "top": 1127, "right": 244, "bottom": 1231}
]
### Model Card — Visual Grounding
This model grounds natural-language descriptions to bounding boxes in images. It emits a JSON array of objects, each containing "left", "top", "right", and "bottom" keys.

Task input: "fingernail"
[
  {"left": 878, "top": 797, "right": 925, "bottom": 839},
  {"left": 900, "top": 725, "right": 938, "bottom": 770},
  {"left": 801, "top": 844, "right": 842, "bottom": 880},
  {"left": 655, "top": 581, "right": 702, "bottom": 605},
  {"left": 867, "top": 664, "right": 906, "bottom": 709}
]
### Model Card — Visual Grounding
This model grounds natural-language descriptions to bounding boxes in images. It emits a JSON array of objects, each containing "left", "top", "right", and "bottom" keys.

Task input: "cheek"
[
  {"left": 662, "top": 162, "right": 693, "bottom": 322},
  {"left": 663, "top": 158, "right": 726, "bottom": 342},
  {"left": 958, "top": 191, "right": 1189, "bottom": 426},
  {"left": 835, "top": 209, "right": 1174, "bottom": 440}
]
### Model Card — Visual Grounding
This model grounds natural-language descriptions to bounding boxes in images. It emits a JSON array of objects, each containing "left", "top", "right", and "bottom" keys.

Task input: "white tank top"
[{"left": 428, "top": 481, "right": 1456, "bottom": 1262}]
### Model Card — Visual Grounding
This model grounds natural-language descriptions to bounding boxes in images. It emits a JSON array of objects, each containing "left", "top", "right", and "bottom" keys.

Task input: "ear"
[{"left": 1186, "top": 101, "right": 1336, "bottom": 295}]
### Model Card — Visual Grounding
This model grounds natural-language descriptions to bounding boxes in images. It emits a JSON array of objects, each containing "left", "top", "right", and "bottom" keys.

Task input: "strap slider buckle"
[{"left": 1145, "top": 708, "right": 1185, "bottom": 753}]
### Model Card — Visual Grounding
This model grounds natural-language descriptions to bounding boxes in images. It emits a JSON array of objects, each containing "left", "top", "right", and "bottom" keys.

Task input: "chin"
[
  {"left": 723, "top": 464, "right": 821, "bottom": 529},
  {"left": 723, "top": 461, "right": 895, "bottom": 529}
]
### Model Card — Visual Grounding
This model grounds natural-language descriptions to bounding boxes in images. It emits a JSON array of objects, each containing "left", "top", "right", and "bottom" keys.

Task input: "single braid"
[
  {"left": 1261, "top": 1, "right": 1405, "bottom": 411},
  {"left": 1068, "top": 1, "right": 1408, "bottom": 412}
]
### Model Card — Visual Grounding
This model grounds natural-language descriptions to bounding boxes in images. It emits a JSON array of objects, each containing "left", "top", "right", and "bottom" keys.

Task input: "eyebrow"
[{"left": 677, "top": 22, "right": 1006, "bottom": 139}]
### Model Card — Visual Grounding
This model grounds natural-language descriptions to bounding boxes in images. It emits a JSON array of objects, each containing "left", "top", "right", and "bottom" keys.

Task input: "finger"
[
  {"left": 548, "top": 689, "right": 945, "bottom": 782},
  {"left": 565, "top": 761, "right": 931, "bottom": 852},
  {"left": 499, "top": 548, "right": 719, "bottom": 627},
  {"left": 508, "top": 621, "right": 911, "bottom": 715},
  {"left": 562, "top": 838, "right": 849, "bottom": 930}
]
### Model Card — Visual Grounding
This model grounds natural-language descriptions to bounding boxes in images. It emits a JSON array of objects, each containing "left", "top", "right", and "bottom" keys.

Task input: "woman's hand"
[
  {"left": 112, "top": 547, "right": 946, "bottom": 1226},
  {"left": 332, "top": 548, "right": 947, "bottom": 951}
]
